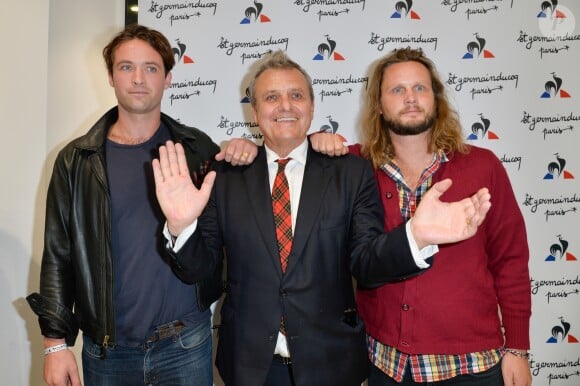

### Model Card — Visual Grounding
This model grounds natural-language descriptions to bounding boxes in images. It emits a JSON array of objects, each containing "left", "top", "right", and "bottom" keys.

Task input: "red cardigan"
[{"left": 353, "top": 144, "right": 531, "bottom": 354}]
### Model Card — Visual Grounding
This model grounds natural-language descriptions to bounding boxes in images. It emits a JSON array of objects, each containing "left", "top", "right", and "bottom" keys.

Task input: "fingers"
[
  {"left": 155, "top": 141, "right": 191, "bottom": 180},
  {"left": 464, "top": 187, "right": 491, "bottom": 229},
  {"left": 216, "top": 139, "right": 258, "bottom": 165},
  {"left": 157, "top": 140, "right": 179, "bottom": 179},
  {"left": 310, "top": 132, "right": 348, "bottom": 157},
  {"left": 425, "top": 178, "right": 452, "bottom": 200},
  {"left": 473, "top": 188, "right": 491, "bottom": 226},
  {"left": 199, "top": 171, "right": 217, "bottom": 197},
  {"left": 174, "top": 142, "right": 189, "bottom": 175},
  {"left": 166, "top": 141, "right": 180, "bottom": 177},
  {"left": 70, "top": 371, "right": 82, "bottom": 386},
  {"left": 152, "top": 159, "right": 162, "bottom": 184}
]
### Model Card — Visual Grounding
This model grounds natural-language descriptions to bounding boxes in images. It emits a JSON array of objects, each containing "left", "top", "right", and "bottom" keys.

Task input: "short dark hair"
[{"left": 102, "top": 24, "right": 175, "bottom": 76}]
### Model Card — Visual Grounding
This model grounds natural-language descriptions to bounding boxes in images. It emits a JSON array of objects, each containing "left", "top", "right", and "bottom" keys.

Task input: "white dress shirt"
[{"left": 265, "top": 140, "right": 308, "bottom": 357}]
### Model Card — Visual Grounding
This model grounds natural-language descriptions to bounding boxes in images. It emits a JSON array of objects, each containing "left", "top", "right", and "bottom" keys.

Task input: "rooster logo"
[
  {"left": 546, "top": 317, "right": 579, "bottom": 343},
  {"left": 317, "top": 116, "right": 347, "bottom": 142},
  {"left": 540, "top": 73, "right": 571, "bottom": 98},
  {"left": 462, "top": 33, "right": 495, "bottom": 59},
  {"left": 466, "top": 114, "right": 499, "bottom": 140},
  {"left": 240, "top": 86, "right": 251, "bottom": 104},
  {"left": 390, "top": 0, "right": 421, "bottom": 19},
  {"left": 543, "top": 153, "right": 575, "bottom": 180},
  {"left": 545, "top": 235, "right": 578, "bottom": 261},
  {"left": 313, "top": 35, "right": 345, "bottom": 61},
  {"left": 537, "top": 0, "right": 566, "bottom": 18},
  {"left": 173, "top": 39, "right": 194, "bottom": 64},
  {"left": 240, "top": 0, "right": 271, "bottom": 24}
]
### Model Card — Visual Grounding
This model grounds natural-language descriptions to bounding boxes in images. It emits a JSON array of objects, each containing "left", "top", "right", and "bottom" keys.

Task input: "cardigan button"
[
  {"left": 401, "top": 304, "right": 410, "bottom": 311},
  {"left": 385, "top": 192, "right": 393, "bottom": 199}
]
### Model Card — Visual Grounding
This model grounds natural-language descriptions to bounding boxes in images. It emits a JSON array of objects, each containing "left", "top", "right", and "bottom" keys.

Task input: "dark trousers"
[
  {"left": 368, "top": 360, "right": 504, "bottom": 386},
  {"left": 263, "top": 359, "right": 296, "bottom": 386}
]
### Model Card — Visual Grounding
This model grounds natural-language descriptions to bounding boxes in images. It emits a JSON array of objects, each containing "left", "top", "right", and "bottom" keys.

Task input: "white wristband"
[{"left": 44, "top": 343, "right": 68, "bottom": 355}]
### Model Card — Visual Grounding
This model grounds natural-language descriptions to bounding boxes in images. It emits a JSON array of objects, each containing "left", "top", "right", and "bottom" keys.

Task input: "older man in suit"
[{"left": 152, "top": 51, "right": 490, "bottom": 386}]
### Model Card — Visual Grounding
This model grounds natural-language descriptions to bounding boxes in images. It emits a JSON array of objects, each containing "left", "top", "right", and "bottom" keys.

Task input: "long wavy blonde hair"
[{"left": 361, "top": 47, "right": 468, "bottom": 169}]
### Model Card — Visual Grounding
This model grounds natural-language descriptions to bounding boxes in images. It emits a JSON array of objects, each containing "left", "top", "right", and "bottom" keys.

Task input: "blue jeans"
[{"left": 82, "top": 320, "right": 213, "bottom": 386}]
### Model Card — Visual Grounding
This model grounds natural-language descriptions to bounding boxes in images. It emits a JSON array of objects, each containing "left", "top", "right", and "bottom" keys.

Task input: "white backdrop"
[{"left": 139, "top": 1, "right": 580, "bottom": 385}]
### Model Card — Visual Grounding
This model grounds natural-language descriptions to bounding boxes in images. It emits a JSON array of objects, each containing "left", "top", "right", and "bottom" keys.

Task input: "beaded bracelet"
[
  {"left": 504, "top": 348, "right": 529, "bottom": 359},
  {"left": 44, "top": 343, "right": 68, "bottom": 355}
]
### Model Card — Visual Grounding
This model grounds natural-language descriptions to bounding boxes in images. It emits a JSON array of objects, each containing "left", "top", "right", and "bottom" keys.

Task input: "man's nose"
[
  {"left": 132, "top": 69, "right": 144, "bottom": 85},
  {"left": 279, "top": 95, "right": 292, "bottom": 110},
  {"left": 404, "top": 89, "right": 417, "bottom": 104}
]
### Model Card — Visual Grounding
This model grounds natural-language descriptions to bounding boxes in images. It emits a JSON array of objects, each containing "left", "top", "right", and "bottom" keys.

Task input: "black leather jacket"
[{"left": 27, "top": 107, "right": 223, "bottom": 347}]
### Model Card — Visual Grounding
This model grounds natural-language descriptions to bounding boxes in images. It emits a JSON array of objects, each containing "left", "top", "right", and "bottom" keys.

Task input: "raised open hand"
[
  {"left": 152, "top": 140, "right": 216, "bottom": 236},
  {"left": 411, "top": 179, "right": 491, "bottom": 248}
]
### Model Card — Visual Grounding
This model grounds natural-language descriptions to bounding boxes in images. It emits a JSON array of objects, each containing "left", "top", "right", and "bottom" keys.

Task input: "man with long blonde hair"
[{"left": 312, "top": 47, "right": 531, "bottom": 386}]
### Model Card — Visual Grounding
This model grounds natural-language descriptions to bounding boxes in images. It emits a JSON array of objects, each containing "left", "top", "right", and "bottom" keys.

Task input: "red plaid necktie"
[{"left": 272, "top": 158, "right": 293, "bottom": 273}]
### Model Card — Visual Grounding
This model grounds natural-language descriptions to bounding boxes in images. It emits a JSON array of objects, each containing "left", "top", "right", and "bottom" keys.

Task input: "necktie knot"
[{"left": 276, "top": 158, "right": 291, "bottom": 171}]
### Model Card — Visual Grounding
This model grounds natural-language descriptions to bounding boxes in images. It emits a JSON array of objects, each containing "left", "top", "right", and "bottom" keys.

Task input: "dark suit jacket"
[{"left": 171, "top": 144, "right": 422, "bottom": 386}]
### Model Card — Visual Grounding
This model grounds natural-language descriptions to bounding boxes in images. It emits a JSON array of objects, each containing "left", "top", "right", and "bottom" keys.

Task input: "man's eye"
[
  {"left": 291, "top": 92, "right": 303, "bottom": 100},
  {"left": 120, "top": 65, "right": 132, "bottom": 71},
  {"left": 146, "top": 66, "right": 158, "bottom": 73}
]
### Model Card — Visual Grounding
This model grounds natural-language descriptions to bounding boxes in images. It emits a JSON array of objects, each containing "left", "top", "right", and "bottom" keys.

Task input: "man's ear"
[
  {"left": 164, "top": 71, "right": 173, "bottom": 89},
  {"left": 251, "top": 105, "right": 258, "bottom": 122}
]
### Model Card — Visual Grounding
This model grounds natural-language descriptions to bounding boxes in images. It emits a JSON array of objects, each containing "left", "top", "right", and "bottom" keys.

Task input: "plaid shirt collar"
[{"left": 379, "top": 151, "right": 448, "bottom": 220}]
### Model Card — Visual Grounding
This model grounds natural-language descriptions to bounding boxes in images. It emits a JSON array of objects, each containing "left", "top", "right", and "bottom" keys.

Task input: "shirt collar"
[
  {"left": 265, "top": 139, "right": 308, "bottom": 166},
  {"left": 381, "top": 151, "right": 449, "bottom": 185}
]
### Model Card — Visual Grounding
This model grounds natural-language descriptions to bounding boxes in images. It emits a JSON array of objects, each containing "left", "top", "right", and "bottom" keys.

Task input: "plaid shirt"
[{"left": 372, "top": 152, "right": 502, "bottom": 383}]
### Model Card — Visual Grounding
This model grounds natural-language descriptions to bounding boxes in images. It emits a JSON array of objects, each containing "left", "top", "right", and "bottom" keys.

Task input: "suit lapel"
[
  {"left": 243, "top": 148, "right": 284, "bottom": 276},
  {"left": 285, "top": 147, "right": 331, "bottom": 274}
]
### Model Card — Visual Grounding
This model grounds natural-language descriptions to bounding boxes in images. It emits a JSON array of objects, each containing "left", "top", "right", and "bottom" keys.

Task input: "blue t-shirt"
[{"left": 106, "top": 124, "right": 209, "bottom": 346}]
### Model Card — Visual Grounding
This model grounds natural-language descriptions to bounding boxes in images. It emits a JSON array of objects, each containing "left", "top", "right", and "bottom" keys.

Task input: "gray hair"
[{"left": 248, "top": 50, "right": 314, "bottom": 106}]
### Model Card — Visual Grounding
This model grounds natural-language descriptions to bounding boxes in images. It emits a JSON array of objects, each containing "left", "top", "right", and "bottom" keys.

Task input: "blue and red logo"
[
  {"left": 240, "top": 86, "right": 251, "bottom": 104},
  {"left": 540, "top": 73, "right": 571, "bottom": 98},
  {"left": 466, "top": 114, "right": 499, "bottom": 140},
  {"left": 545, "top": 235, "right": 578, "bottom": 261},
  {"left": 546, "top": 317, "right": 579, "bottom": 343},
  {"left": 173, "top": 39, "right": 194, "bottom": 64},
  {"left": 462, "top": 33, "right": 495, "bottom": 59},
  {"left": 240, "top": 1, "right": 271, "bottom": 24},
  {"left": 317, "top": 116, "right": 347, "bottom": 142},
  {"left": 390, "top": 0, "right": 421, "bottom": 19},
  {"left": 313, "top": 35, "right": 345, "bottom": 61},
  {"left": 537, "top": 0, "right": 567, "bottom": 19},
  {"left": 543, "top": 153, "right": 575, "bottom": 180}
]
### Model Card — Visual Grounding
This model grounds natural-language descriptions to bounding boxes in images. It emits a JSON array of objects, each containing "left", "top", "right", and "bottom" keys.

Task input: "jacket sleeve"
[
  {"left": 349, "top": 159, "right": 429, "bottom": 287},
  {"left": 27, "top": 151, "right": 79, "bottom": 345},
  {"left": 484, "top": 152, "right": 531, "bottom": 349},
  {"left": 166, "top": 165, "right": 224, "bottom": 285}
]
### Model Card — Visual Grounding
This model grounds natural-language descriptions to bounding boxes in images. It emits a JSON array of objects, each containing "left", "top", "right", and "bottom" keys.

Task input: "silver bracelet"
[
  {"left": 504, "top": 348, "right": 529, "bottom": 359},
  {"left": 44, "top": 343, "right": 68, "bottom": 355}
]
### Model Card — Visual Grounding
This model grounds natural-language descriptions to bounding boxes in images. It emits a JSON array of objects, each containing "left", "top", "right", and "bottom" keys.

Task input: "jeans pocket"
[
  {"left": 177, "top": 322, "right": 212, "bottom": 350},
  {"left": 82, "top": 335, "right": 105, "bottom": 359}
]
